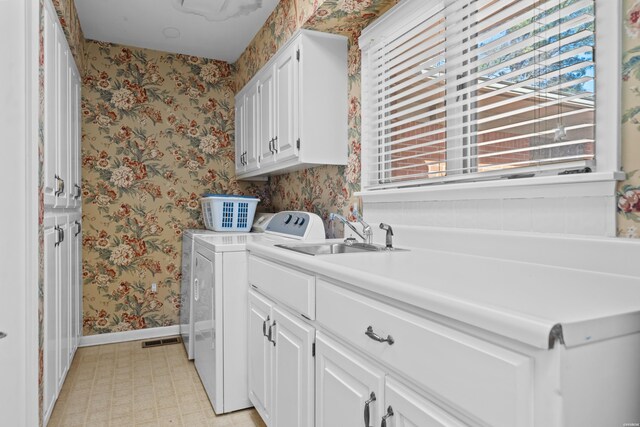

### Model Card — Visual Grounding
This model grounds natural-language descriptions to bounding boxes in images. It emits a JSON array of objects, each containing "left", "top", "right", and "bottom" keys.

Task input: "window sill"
[{"left": 356, "top": 171, "right": 624, "bottom": 203}]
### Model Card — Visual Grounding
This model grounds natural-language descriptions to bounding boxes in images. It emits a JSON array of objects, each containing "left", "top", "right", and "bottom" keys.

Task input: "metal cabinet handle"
[
  {"left": 365, "top": 326, "right": 394, "bottom": 345},
  {"left": 54, "top": 175, "right": 65, "bottom": 196},
  {"left": 364, "top": 392, "right": 376, "bottom": 427},
  {"left": 268, "top": 139, "right": 273, "bottom": 154},
  {"left": 381, "top": 406, "right": 394, "bottom": 427},
  {"left": 262, "top": 316, "right": 270, "bottom": 338},
  {"left": 194, "top": 278, "right": 199, "bottom": 302},
  {"left": 59, "top": 226, "right": 64, "bottom": 243},
  {"left": 54, "top": 226, "right": 64, "bottom": 246},
  {"left": 268, "top": 321, "right": 276, "bottom": 346},
  {"left": 273, "top": 136, "right": 278, "bottom": 152},
  {"left": 74, "top": 184, "right": 81, "bottom": 199},
  {"left": 74, "top": 221, "right": 81, "bottom": 237}
]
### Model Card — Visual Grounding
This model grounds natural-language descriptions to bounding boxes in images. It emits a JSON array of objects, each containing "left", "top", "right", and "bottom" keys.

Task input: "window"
[{"left": 359, "top": 0, "right": 616, "bottom": 192}]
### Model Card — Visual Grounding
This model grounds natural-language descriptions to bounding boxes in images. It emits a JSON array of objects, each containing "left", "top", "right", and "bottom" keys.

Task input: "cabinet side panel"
[
  {"left": 561, "top": 333, "right": 640, "bottom": 426},
  {"left": 299, "top": 33, "right": 348, "bottom": 165}
]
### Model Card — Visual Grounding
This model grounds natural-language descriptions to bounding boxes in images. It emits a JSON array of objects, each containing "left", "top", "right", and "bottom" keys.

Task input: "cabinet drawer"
[
  {"left": 316, "top": 279, "right": 532, "bottom": 427},
  {"left": 248, "top": 255, "right": 315, "bottom": 319}
]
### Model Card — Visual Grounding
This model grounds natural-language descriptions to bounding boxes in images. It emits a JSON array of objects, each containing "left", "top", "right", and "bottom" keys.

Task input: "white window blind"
[{"left": 363, "top": 0, "right": 596, "bottom": 190}]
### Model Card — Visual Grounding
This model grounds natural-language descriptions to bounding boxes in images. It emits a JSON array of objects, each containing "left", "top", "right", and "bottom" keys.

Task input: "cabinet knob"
[
  {"left": 364, "top": 392, "right": 376, "bottom": 427},
  {"left": 74, "top": 221, "right": 82, "bottom": 237},
  {"left": 365, "top": 326, "right": 394, "bottom": 345},
  {"left": 380, "top": 406, "right": 394, "bottom": 427},
  {"left": 74, "top": 184, "right": 81, "bottom": 199}
]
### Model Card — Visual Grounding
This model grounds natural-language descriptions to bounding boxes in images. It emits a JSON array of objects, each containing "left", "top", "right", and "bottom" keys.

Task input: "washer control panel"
[{"left": 265, "top": 211, "right": 325, "bottom": 240}]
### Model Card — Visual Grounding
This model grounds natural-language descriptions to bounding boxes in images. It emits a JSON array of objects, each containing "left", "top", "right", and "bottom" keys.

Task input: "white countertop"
[{"left": 247, "top": 239, "right": 640, "bottom": 350}]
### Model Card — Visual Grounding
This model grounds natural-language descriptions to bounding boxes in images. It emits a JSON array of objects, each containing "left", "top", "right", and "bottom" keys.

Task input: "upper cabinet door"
[
  {"left": 259, "top": 70, "right": 275, "bottom": 165},
  {"left": 315, "top": 332, "right": 385, "bottom": 427},
  {"left": 274, "top": 43, "right": 299, "bottom": 163},
  {"left": 245, "top": 86, "right": 260, "bottom": 171},
  {"left": 272, "top": 305, "right": 314, "bottom": 427},
  {"left": 235, "top": 100, "right": 246, "bottom": 173},
  {"left": 55, "top": 27, "right": 70, "bottom": 209},
  {"left": 43, "top": 7, "right": 58, "bottom": 207},
  {"left": 68, "top": 66, "right": 81, "bottom": 208}
]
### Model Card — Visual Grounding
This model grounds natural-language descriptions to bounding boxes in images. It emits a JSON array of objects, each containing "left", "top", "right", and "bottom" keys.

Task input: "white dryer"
[{"left": 191, "top": 211, "right": 325, "bottom": 414}]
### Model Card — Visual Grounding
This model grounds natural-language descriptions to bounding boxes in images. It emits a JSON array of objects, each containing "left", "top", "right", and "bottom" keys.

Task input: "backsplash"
[{"left": 80, "top": 42, "right": 269, "bottom": 335}]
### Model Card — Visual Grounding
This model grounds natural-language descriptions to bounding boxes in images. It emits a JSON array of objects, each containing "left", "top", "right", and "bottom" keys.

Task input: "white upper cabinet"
[
  {"left": 43, "top": 2, "right": 81, "bottom": 209},
  {"left": 235, "top": 30, "right": 348, "bottom": 180}
]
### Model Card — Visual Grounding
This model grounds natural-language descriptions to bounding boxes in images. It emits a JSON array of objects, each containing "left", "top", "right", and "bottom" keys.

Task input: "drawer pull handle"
[
  {"left": 365, "top": 326, "right": 394, "bottom": 345},
  {"left": 381, "top": 406, "right": 394, "bottom": 427},
  {"left": 268, "top": 321, "right": 276, "bottom": 346},
  {"left": 262, "top": 316, "right": 270, "bottom": 338},
  {"left": 364, "top": 391, "right": 376, "bottom": 427}
]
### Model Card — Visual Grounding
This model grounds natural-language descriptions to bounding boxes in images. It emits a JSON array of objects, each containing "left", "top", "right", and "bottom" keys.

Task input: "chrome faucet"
[
  {"left": 379, "top": 223, "right": 394, "bottom": 249},
  {"left": 329, "top": 212, "right": 373, "bottom": 244}
]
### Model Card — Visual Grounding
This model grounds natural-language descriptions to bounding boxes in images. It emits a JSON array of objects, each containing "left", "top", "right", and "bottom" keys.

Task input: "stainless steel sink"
[{"left": 275, "top": 242, "right": 406, "bottom": 256}]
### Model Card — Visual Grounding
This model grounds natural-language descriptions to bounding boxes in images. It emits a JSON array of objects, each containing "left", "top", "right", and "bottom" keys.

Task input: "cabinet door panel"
[
  {"left": 70, "top": 218, "right": 82, "bottom": 354},
  {"left": 274, "top": 44, "right": 298, "bottom": 162},
  {"left": 43, "top": 219, "right": 58, "bottom": 422},
  {"left": 68, "top": 66, "right": 81, "bottom": 208},
  {"left": 43, "top": 7, "right": 58, "bottom": 207},
  {"left": 259, "top": 71, "right": 275, "bottom": 165},
  {"left": 272, "top": 305, "right": 314, "bottom": 427},
  {"left": 248, "top": 290, "right": 273, "bottom": 425},
  {"left": 245, "top": 87, "right": 260, "bottom": 170},
  {"left": 316, "top": 332, "right": 385, "bottom": 427},
  {"left": 55, "top": 29, "right": 69, "bottom": 208},
  {"left": 235, "top": 101, "right": 245, "bottom": 173},
  {"left": 385, "top": 378, "right": 467, "bottom": 427},
  {"left": 57, "top": 218, "right": 71, "bottom": 388}
]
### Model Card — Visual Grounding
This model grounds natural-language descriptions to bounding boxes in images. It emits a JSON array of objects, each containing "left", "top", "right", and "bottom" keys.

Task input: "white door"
[
  {"left": 384, "top": 378, "right": 467, "bottom": 427},
  {"left": 259, "top": 70, "right": 275, "bottom": 165},
  {"left": 316, "top": 332, "right": 385, "bottom": 427},
  {"left": 235, "top": 100, "right": 246, "bottom": 173},
  {"left": 272, "top": 305, "right": 314, "bottom": 427},
  {"left": 245, "top": 86, "right": 260, "bottom": 171},
  {"left": 43, "top": 5, "right": 58, "bottom": 207},
  {"left": 43, "top": 216, "right": 59, "bottom": 423},
  {"left": 248, "top": 290, "right": 273, "bottom": 426},
  {"left": 274, "top": 43, "right": 299, "bottom": 162},
  {"left": 68, "top": 65, "right": 81, "bottom": 208},
  {"left": 55, "top": 27, "right": 69, "bottom": 208}
]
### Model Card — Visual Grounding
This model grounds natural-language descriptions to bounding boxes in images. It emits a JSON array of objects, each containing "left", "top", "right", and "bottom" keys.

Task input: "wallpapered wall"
[
  {"left": 618, "top": 0, "right": 640, "bottom": 238},
  {"left": 80, "top": 42, "right": 270, "bottom": 334}
]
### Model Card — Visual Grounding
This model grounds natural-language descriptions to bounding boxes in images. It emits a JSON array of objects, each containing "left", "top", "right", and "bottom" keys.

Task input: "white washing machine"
[
  {"left": 191, "top": 211, "right": 325, "bottom": 414},
  {"left": 180, "top": 213, "right": 275, "bottom": 360}
]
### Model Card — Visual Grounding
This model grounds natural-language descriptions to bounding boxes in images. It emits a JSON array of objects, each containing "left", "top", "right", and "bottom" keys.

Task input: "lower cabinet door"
[
  {"left": 384, "top": 378, "right": 467, "bottom": 427},
  {"left": 43, "top": 217, "right": 58, "bottom": 423},
  {"left": 248, "top": 290, "right": 274, "bottom": 425},
  {"left": 315, "top": 332, "right": 385, "bottom": 427},
  {"left": 272, "top": 305, "right": 314, "bottom": 427},
  {"left": 57, "top": 218, "right": 71, "bottom": 390}
]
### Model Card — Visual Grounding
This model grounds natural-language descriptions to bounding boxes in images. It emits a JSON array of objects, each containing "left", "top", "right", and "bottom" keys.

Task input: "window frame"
[{"left": 358, "top": 0, "right": 622, "bottom": 201}]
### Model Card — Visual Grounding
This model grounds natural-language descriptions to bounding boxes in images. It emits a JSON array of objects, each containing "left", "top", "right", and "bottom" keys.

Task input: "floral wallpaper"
[
  {"left": 618, "top": 0, "right": 640, "bottom": 238},
  {"left": 80, "top": 41, "right": 269, "bottom": 335},
  {"left": 235, "top": 0, "right": 398, "bottom": 227}
]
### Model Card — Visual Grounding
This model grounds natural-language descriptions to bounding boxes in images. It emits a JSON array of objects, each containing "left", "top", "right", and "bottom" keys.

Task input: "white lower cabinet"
[
  {"left": 43, "top": 214, "right": 81, "bottom": 425},
  {"left": 248, "top": 290, "right": 314, "bottom": 427},
  {"left": 315, "top": 332, "right": 385, "bottom": 427}
]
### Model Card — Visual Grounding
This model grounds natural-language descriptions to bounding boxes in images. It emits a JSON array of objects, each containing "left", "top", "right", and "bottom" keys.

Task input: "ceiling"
[{"left": 74, "top": 0, "right": 279, "bottom": 63}]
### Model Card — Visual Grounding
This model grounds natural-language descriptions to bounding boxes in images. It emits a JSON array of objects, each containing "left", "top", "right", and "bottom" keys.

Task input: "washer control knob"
[
  {"left": 284, "top": 214, "right": 293, "bottom": 224},
  {"left": 294, "top": 217, "right": 300, "bottom": 225},
  {"left": 298, "top": 217, "right": 305, "bottom": 226}
]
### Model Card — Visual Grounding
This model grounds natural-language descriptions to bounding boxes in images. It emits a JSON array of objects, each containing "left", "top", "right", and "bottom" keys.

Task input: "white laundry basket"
[{"left": 200, "top": 194, "right": 260, "bottom": 232}]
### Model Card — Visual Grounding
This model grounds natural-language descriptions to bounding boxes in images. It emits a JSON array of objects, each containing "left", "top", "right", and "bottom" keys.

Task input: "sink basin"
[{"left": 275, "top": 242, "right": 406, "bottom": 256}]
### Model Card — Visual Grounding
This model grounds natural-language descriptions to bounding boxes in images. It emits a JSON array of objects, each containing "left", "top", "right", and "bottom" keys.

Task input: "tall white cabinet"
[{"left": 42, "top": 0, "right": 82, "bottom": 424}]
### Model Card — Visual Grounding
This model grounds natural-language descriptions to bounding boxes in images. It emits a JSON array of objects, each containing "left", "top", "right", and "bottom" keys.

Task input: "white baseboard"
[{"left": 79, "top": 325, "right": 180, "bottom": 347}]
